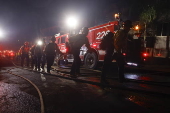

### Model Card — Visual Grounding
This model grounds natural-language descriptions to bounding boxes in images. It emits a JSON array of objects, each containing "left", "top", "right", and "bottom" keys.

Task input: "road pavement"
[{"left": 0, "top": 58, "right": 170, "bottom": 113}]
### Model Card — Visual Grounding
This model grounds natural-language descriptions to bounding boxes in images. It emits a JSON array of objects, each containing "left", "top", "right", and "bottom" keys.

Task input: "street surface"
[{"left": 0, "top": 58, "right": 170, "bottom": 113}]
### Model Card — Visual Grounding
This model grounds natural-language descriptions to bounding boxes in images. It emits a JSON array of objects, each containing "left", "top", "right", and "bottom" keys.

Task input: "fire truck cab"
[
  {"left": 55, "top": 21, "right": 147, "bottom": 69},
  {"left": 55, "top": 33, "right": 68, "bottom": 54}
]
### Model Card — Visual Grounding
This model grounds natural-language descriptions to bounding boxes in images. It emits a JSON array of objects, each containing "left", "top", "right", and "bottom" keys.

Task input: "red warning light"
[
  {"left": 157, "top": 53, "right": 161, "bottom": 56},
  {"left": 92, "top": 44, "right": 97, "bottom": 47},
  {"left": 143, "top": 53, "right": 148, "bottom": 57}
]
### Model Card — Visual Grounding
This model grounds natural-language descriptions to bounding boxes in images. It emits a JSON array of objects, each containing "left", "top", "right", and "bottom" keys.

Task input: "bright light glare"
[
  {"left": 143, "top": 53, "right": 148, "bottom": 57},
  {"left": 126, "top": 74, "right": 139, "bottom": 79},
  {"left": 127, "top": 62, "right": 138, "bottom": 66},
  {"left": 66, "top": 17, "right": 77, "bottom": 28},
  {"left": 114, "top": 13, "right": 119, "bottom": 19},
  {"left": 135, "top": 25, "right": 139, "bottom": 30},
  {"left": 0, "top": 29, "right": 4, "bottom": 37},
  {"left": 37, "top": 40, "right": 42, "bottom": 45}
]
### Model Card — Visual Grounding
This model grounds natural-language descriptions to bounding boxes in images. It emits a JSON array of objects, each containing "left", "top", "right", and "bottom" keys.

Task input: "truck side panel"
[{"left": 87, "top": 21, "right": 118, "bottom": 61}]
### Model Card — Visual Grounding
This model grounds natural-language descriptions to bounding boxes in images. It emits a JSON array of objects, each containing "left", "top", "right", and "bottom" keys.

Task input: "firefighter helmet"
[
  {"left": 51, "top": 36, "right": 56, "bottom": 41},
  {"left": 24, "top": 41, "right": 29, "bottom": 45},
  {"left": 123, "top": 20, "right": 132, "bottom": 28},
  {"left": 81, "top": 27, "right": 89, "bottom": 34}
]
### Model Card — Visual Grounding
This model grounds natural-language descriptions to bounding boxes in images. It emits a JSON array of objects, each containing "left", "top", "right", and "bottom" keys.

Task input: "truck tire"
[{"left": 84, "top": 52, "right": 98, "bottom": 69}]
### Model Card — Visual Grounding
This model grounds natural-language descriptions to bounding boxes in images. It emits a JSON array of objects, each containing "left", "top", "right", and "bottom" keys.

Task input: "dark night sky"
[{"left": 0, "top": 0, "right": 149, "bottom": 51}]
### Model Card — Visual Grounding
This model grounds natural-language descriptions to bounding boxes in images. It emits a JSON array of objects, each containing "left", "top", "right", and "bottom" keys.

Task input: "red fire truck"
[{"left": 55, "top": 21, "right": 147, "bottom": 69}]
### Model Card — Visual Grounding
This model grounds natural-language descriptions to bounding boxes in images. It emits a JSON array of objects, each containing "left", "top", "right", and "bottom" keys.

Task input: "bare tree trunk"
[
  {"left": 166, "top": 23, "right": 170, "bottom": 59},
  {"left": 166, "top": 36, "right": 169, "bottom": 58},
  {"left": 144, "top": 23, "right": 147, "bottom": 41},
  {"left": 144, "top": 23, "right": 147, "bottom": 52}
]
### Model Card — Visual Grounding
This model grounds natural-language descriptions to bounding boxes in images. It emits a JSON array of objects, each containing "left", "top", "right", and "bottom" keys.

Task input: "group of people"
[
  {"left": 18, "top": 19, "right": 132, "bottom": 83},
  {"left": 64, "top": 20, "right": 132, "bottom": 83},
  {"left": 19, "top": 37, "right": 63, "bottom": 73},
  {"left": 18, "top": 27, "right": 90, "bottom": 75},
  {"left": 101, "top": 20, "right": 133, "bottom": 83}
]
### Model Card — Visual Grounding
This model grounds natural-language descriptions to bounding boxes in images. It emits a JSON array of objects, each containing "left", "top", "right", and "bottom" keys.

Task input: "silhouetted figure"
[
  {"left": 44, "top": 36, "right": 62, "bottom": 73},
  {"left": 114, "top": 20, "right": 132, "bottom": 82},
  {"left": 41, "top": 39, "right": 46, "bottom": 72},
  {"left": 30, "top": 44, "right": 36, "bottom": 69},
  {"left": 34, "top": 42, "right": 44, "bottom": 71},
  {"left": 19, "top": 41, "right": 30, "bottom": 67},
  {"left": 101, "top": 32, "right": 114, "bottom": 84},
  {"left": 69, "top": 27, "right": 92, "bottom": 78}
]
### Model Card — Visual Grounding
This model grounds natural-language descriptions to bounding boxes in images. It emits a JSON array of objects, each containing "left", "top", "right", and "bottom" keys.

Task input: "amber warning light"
[
  {"left": 114, "top": 13, "right": 120, "bottom": 20},
  {"left": 135, "top": 25, "right": 139, "bottom": 30}
]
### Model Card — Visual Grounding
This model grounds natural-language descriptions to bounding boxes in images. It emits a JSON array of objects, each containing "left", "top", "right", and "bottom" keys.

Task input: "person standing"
[
  {"left": 69, "top": 27, "right": 92, "bottom": 78},
  {"left": 100, "top": 32, "right": 114, "bottom": 84},
  {"left": 114, "top": 20, "right": 132, "bottom": 82},
  {"left": 34, "top": 41, "right": 44, "bottom": 71},
  {"left": 44, "top": 36, "right": 63, "bottom": 73},
  {"left": 19, "top": 41, "right": 30, "bottom": 67},
  {"left": 30, "top": 44, "right": 36, "bottom": 69},
  {"left": 41, "top": 39, "right": 46, "bottom": 72}
]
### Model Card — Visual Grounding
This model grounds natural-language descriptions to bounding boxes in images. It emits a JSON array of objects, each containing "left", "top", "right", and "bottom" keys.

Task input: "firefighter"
[
  {"left": 30, "top": 44, "right": 36, "bottom": 69},
  {"left": 34, "top": 41, "right": 44, "bottom": 71},
  {"left": 69, "top": 27, "right": 92, "bottom": 78},
  {"left": 34, "top": 39, "right": 46, "bottom": 71},
  {"left": 15, "top": 51, "right": 20, "bottom": 61},
  {"left": 100, "top": 32, "right": 114, "bottom": 84},
  {"left": 41, "top": 38, "right": 46, "bottom": 72},
  {"left": 114, "top": 20, "right": 133, "bottom": 82},
  {"left": 19, "top": 41, "right": 30, "bottom": 67},
  {"left": 44, "top": 36, "right": 63, "bottom": 73}
]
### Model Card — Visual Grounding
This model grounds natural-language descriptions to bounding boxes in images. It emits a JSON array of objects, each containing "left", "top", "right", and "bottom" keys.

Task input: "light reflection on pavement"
[{"left": 1, "top": 59, "right": 170, "bottom": 113}]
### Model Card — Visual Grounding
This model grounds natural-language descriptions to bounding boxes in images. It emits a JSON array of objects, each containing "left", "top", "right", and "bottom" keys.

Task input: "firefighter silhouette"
[
  {"left": 19, "top": 41, "right": 30, "bottom": 67},
  {"left": 34, "top": 39, "right": 46, "bottom": 71},
  {"left": 114, "top": 20, "right": 133, "bottom": 82},
  {"left": 101, "top": 32, "right": 114, "bottom": 84},
  {"left": 44, "top": 36, "right": 63, "bottom": 73},
  {"left": 69, "top": 27, "right": 92, "bottom": 77},
  {"left": 41, "top": 38, "right": 46, "bottom": 72},
  {"left": 34, "top": 41, "right": 43, "bottom": 71},
  {"left": 30, "top": 44, "right": 36, "bottom": 69}
]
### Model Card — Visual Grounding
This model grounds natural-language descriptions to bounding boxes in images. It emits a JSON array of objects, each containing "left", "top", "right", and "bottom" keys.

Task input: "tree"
[
  {"left": 140, "top": 6, "right": 156, "bottom": 40},
  {"left": 139, "top": 6, "right": 156, "bottom": 59}
]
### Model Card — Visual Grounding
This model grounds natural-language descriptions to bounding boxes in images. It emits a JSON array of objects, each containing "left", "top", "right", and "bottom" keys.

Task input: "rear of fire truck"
[{"left": 126, "top": 32, "right": 148, "bottom": 67}]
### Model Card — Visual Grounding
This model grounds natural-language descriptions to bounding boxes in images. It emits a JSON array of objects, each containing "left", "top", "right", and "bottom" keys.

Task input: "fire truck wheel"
[{"left": 84, "top": 52, "right": 98, "bottom": 69}]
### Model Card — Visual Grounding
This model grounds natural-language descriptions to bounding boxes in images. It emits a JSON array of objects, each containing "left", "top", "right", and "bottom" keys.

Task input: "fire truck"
[{"left": 55, "top": 21, "right": 148, "bottom": 69}]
